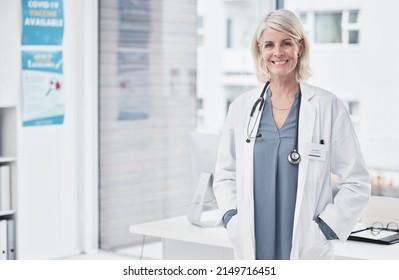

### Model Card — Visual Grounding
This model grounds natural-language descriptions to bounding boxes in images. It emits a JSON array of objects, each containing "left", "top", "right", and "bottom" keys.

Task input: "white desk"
[
  {"left": 129, "top": 210, "right": 399, "bottom": 260},
  {"left": 129, "top": 210, "right": 234, "bottom": 259},
  {"left": 333, "top": 239, "right": 399, "bottom": 260}
]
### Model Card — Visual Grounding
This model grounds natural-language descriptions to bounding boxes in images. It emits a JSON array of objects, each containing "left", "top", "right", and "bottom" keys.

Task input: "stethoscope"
[{"left": 246, "top": 81, "right": 302, "bottom": 165}]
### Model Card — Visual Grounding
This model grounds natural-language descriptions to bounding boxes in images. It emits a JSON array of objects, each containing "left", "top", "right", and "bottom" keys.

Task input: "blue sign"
[
  {"left": 21, "top": 51, "right": 65, "bottom": 126},
  {"left": 21, "top": 0, "right": 64, "bottom": 45}
]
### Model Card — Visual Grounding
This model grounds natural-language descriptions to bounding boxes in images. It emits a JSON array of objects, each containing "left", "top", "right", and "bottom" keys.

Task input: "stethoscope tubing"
[{"left": 246, "top": 81, "right": 302, "bottom": 165}]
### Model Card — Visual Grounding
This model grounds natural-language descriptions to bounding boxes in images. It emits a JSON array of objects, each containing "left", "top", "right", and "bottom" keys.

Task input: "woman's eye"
[
  {"left": 283, "top": 41, "right": 293, "bottom": 46},
  {"left": 264, "top": 43, "right": 273, "bottom": 49}
]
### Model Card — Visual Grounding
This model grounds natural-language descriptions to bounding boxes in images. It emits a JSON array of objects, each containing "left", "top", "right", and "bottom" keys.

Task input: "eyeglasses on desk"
[{"left": 369, "top": 222, "right": 399, "bottom": 236}]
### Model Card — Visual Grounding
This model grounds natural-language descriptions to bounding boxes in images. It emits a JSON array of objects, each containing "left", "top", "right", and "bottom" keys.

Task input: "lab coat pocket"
[
  {"left": 226, "top": 214, "right": 238, "bottom": 242},
  {"left": 305, "top": 142, "right": 329, "bottom": 183},
  {"left": 226, "top": 215, "right": 242, "bottom": 258},
  {"left": 300, "top": 221, "right": 333, "bottom": 260}
]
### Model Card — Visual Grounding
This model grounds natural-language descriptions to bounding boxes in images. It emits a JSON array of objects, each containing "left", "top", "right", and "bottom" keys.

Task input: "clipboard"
[{"left": 348, "top": 227, "right": 399, "bottom": 245}]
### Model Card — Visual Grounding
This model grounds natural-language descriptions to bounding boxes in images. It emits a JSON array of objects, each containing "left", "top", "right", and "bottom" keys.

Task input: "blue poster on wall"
[
  {"left": 21, "top": 51, "right": 64, "bottom": 126},
  {"left": 21, "top": 0, "right": 64, "bottom": 45}
]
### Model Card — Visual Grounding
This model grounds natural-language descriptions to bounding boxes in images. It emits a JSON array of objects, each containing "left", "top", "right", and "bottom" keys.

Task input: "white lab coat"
[{"left": 213, "top": 82, "right": 371, "bottom": 260}]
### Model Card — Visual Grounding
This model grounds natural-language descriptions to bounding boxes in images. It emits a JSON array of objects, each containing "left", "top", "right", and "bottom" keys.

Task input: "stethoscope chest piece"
[{"left": 288, "top": 150, "right": 301, "bottom": 165}]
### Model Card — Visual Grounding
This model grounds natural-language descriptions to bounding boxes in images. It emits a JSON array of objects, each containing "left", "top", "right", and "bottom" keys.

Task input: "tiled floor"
[{"left": 63, "top": 241, "right": 163, "bottom": 260}]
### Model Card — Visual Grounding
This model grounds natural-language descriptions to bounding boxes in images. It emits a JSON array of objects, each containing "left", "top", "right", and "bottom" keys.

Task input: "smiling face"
[{"left": 258, "top": 27, "right": 303, "bottom": 81}]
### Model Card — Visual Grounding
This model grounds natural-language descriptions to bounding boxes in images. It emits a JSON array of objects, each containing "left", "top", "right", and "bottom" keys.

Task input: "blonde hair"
[{"left": 251, "top": 9, "right": 312, "bottom": 83}]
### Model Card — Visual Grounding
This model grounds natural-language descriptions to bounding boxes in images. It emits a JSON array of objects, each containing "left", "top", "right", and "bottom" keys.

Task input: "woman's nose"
[{"left": 274, "top": 47, "right": 283, "bottom": 57}]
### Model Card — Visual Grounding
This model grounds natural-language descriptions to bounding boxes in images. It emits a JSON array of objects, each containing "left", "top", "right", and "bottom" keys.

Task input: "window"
[
  {"left": 315, "top": 12, "right": 342, "bottom": 43},
  {"left": 348, "top": 10, "right": 358, "bottom": 23},
  {"left": 226, "top": 18, "right": 232, "bottom": 48},
  {"left": 197, "top": 16, "right": 204, "bottom": 46},
  {"left": 196, "top": 97, "right": 204, "bottom": 129},
  {"left": 299, "top": 10, "right": 360, "bottom": 45},
  {"left": 99, "top": 0, "right": 197, "bottom": 251},
  {"left": 344, "top": 100, "right": 360, "bottom": 134},
  {"left": 299, "top": 12, "right": 307, "bottom": 24},
  {"left": 347, "top": 100, "right": 360, "bottom": 116},
  {"left": 345, "top": 10, "right": 360, "bottom": 44}
]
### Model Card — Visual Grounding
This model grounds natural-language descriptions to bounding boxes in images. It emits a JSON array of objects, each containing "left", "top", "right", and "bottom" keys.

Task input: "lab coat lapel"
[
  {"left": 292, "top": 84, "right": 316, "bottom": 242},
  {"left": 243, "top": 85, "right": 265, "bottom": 259},
  {"left": 244, "top": 134, "right": 256, "bottom": 258}
]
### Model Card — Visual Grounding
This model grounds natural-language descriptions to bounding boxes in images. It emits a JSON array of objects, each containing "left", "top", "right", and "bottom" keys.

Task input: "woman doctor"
[{"left": 213, "top": 9, "right": 371, "bottom": 260}]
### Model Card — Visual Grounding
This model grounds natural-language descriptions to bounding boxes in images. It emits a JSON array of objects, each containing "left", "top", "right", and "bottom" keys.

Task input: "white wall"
[
  {"left": 0, "top": 0, "right": 98, "bottom": 259},
  {"left": 285, "top": 0, "right": 399, "bottom": 170}
]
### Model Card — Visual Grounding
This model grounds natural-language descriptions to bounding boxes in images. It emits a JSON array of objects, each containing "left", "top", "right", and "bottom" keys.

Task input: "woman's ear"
[{"left": 298, "top": 39, "right": 304, "bottom": 56}]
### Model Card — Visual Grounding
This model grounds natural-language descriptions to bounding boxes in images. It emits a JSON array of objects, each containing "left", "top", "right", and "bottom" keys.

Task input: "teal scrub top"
[{"left": 253, "top": 88, "right": 299, "bottom": 260}]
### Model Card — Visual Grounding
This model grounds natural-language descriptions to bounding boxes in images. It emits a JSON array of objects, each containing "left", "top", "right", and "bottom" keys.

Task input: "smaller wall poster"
[
  {"left": 21, "top": 0, "right": 64, "bottom": 45},
  {"left": 21, "top": 51, "right": 64, "bottom": 126}
]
